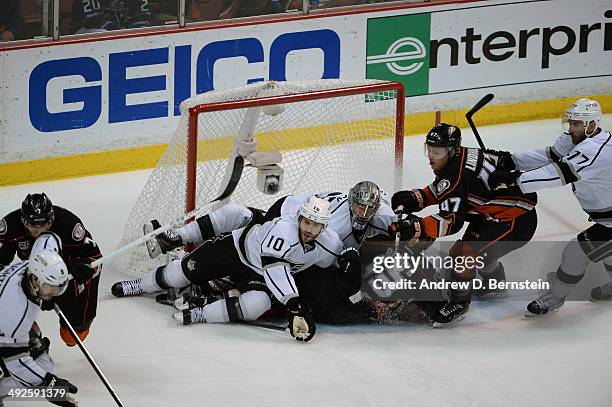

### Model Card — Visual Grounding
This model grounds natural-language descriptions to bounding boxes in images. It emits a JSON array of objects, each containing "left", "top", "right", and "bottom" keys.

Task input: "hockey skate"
[
  {"left": 111, "top": 279, "right": 144, "bottom": 297},
  {"left": 590, "top": 282, "right": 612, "bottom": 301},
  {"left": 173, "top": 305, "right": 208, "bottom": 326},
  {"left": 432, "top": 301, "right": 470, "bottom": 328},
  {"left": 144, "top": 219, "right": 183, "bottom": 258},
  {"left": 525, "top": 292, "right": 565, "bottom": 316},
  {"left": 473, "top": 263, "right": 510, "bottom": 299}
]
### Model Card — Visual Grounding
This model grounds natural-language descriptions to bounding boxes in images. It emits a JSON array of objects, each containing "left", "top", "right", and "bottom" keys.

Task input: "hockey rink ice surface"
[{"left": 2, "top": 116, "right": 612, "bottom": 407}]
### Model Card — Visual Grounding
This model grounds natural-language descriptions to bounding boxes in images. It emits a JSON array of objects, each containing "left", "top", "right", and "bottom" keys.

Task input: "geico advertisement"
[
  {"left": 366, "top": 0, "right": 612, "bottom": 96},
  {"left": 2, "top": 22, "right": 351, "bottom": 162}
]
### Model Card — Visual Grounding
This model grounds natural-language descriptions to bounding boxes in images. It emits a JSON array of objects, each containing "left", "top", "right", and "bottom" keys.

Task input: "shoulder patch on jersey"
[
  {"left": 0, "top": 218, "right": 6, "bottom": 235},
  {"left": 72, "top": 223, "right": 86, "bottom": 241},
  {"left": 437, "top": 179, "right": 451, "bottom": 194}
]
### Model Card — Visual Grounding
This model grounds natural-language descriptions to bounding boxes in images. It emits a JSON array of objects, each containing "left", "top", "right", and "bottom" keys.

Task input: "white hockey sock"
[
  {"left": 140, "top": 270, "right": 161, "bottom": 293},
  {"left": 202, "top": 299, "right": 230, "bottom": 323},
  {"left": 175, "top": 222, "right": 203, "bottom": 244},
  {"left": 239, "top": 290, "right": 272, "bottom": 320},
  {"left": 551, "top": 239, "right": 590, "bottom": 298},
  {"left": 163, "top": 260, "right": 191, "bottom": 288},
  {"left": 140, "top": 260, "right": 190, "bottom": 292},
  {"left": 201, "top": 291, "right": 271, "bottom": 323}
]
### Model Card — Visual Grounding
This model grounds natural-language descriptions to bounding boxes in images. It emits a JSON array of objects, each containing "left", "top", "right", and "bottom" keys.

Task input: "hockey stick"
[
  {"left": 91, "top": 108, "right": 263, "bottom": 268},
  {"left": 465, "top": 93, "right": 494, "bottom": 150},
  {"left": 237, "top": 320, "right": 289, "bottom": 332},
  {"left": 54, "top": 304, "right": 125, "bottom": 407}
]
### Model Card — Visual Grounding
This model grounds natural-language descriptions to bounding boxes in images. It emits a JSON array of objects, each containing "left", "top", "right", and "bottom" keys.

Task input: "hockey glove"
[
  {"left": 286, "top": 297, "right": 316, "bottom": 342},
  {"left": 488, "top": 169, "right": 522, "bottom": 190},
  {"left": 391, "top": 190, "right": 423, "bottom": 214},
  {"left": 71, "top": 256, "right": 99, "bottom": 285},
  {"left": 485, "top": 149, "right": 516, "bottom": 171},
  {"left": 338, "top": 247, "right": 361, "bottom": 277},
  {"left": 29, "top": 331, "right": 50, "bottom": 359},
  {"left": 42, "top": 372, "right": 78, "bottom": 407},
  {"left": 389, "top": 213, "right": 423, "bottom": 240}
]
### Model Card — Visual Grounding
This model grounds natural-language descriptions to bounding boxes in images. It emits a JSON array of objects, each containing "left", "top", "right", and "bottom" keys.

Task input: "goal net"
[{"left": 111, "top": 79, "right": 405, "bottom": 275}]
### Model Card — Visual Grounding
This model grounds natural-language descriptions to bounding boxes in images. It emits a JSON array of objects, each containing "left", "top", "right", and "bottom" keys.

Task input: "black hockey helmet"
[
  {"left": 21, "top": 193, "right": 55, "bottom": 226},
  {"left": 426, "top": 123, "right": 462, "bottom": 149}
]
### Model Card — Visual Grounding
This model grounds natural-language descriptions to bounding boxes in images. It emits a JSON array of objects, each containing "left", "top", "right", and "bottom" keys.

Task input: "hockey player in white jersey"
[
  {"left": 144, "top": 180, "right": 394, "bottom": 256},
  {"left": 0, "top": 234, "right": 78, "bottom": 407},
  {"left": 488, "top": 98, "right": 612, "bottom": 315},
  {"left": 138, "top": 181, "right": 391, "bottom": 323},
  {"left": 113, "top": 196, "right": 343, "bottom": 342}
]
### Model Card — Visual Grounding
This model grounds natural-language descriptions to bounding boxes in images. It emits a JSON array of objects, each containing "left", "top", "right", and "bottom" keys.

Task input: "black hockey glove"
[
  {"left": 391, "top": 190, "right": 423, "bottom": 213},
  {"left": 485, "top": 149, "right": 516, "bottom": 171},
  {"left": 71, "top": 256, "right": 99, "bottom": 285},
  {"left": 42, "top": 372, "right": 78, "bottom": 407},
  {"left": 389, "top": 213, "right": 423, "bottom": 240},
  {"left": 29, "top": 331, "right": 50, "bottom": 359},
  {"left": 41, "top": 299, "right": 55, "bottom": 311},
  {"left": 286, "top": 297, "right": 316, "bottom": 342},
  {"left": 338, "top": 247, "right": 361, "bottom": 278},
  {"left": 488, "top": 169, "right": 522, "bottom": 190}
]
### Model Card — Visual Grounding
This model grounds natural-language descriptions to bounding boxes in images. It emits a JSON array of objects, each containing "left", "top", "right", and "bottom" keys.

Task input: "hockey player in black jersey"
[
  {"left": 391, "top": 123, "right": 538, "bottom": 327},
  {"left": 0, "top": 193, "right": 102, "bottom": 346}
]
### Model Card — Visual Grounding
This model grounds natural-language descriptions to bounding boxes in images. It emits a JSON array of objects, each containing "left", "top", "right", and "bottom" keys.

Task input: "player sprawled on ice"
[
  {"left": 0, "top": 234, "right": 79, "bottom": 407},
  {"left": 488, "top": 98, "right": 612, "bottom": 316},
  {"left": 113, "top": 196, "right": 344, "bottom": 342},
  {"left": 0, "top": 193, "right": 103, "bottom": 347},
  {"left": 129, "top": 181, "right": 403, "bottom": 324},
  {"left": 391, "top": 123, "right": 538, "bottom": 327}
]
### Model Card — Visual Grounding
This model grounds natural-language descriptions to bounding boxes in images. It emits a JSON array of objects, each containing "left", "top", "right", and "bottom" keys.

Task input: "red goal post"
[{"left": 185, "top": 81, "right": 406, "bottom": 214}]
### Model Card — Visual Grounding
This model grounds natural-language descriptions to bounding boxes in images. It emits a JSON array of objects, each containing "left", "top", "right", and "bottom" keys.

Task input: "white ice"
[{"left": 1, "top": 116, "right": 612, "bottom": 407}]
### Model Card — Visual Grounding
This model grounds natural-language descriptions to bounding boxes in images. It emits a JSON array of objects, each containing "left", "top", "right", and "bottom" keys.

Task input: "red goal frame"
[{"left": 186, "top": 81, "right": 406, "bottom": 214}]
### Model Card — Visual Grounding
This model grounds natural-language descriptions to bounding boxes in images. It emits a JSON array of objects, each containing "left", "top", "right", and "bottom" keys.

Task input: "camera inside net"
[{"left": 256, "top": 164, "right": 284, "bottom": 195}]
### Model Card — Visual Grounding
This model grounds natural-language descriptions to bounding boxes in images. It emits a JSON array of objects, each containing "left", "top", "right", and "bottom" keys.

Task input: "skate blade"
[
  {"left": 589, "top": 297, "right": 612, "bottom": 303},
  {"left": 474, "top": 291, "right": 511, "bottom": 300},
  {"left": 432, "top": 314, "right": 466, "bottom": 328},
  {"left": 524, "top": 306, "right": 562, "bottom": 317},
  {"left": 143, "top": 223, "right": 162, "bottom": 258}
]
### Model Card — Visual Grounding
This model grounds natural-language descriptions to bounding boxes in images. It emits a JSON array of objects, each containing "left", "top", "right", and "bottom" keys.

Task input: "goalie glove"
[
  {"left": 42, "top": 373, "right": 79, "bottom": 407},
  {"left": 389, "top": 213, "right": 423, "bottom": 240},
  {"left": 391, "top": 190, "right": 424, "bottom": 214},
  {"left": 488, "top": 169, "right": 522, "bottom": 190},
  {"left": 286, "top": 297, "right": 316, "bottom": 343}
]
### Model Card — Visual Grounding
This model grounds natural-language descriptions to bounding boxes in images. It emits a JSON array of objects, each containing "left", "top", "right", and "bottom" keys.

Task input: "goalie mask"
[
  {"left": 349, "top": 181, "right": 381, "bottom": 230},
  {"left": 562, "top": 98, "right": 602, "bottom": 138}
]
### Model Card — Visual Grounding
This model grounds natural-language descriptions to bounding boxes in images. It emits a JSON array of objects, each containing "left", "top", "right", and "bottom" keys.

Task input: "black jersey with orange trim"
[
  {"left": 414, "top": 147, "right": 537, "bottom": 239},
  {"left": 0, "top": 206, "right": 102, "bottom": 281}
]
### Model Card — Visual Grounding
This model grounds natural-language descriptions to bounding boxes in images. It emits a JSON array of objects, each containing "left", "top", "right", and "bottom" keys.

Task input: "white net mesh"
[{"left": 111, "top": 79, "right": 403, "bottom": 275}]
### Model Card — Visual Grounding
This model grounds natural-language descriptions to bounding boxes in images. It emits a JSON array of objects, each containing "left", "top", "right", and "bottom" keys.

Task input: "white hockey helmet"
[
  {"left": 28, "top": 250, "right": 69, "bottom": 296},
  {"left": 298, "top": 196, "right": 331, "bottom": 228},
  {"left": 563, "top": 98, "right": 602, "bottom": 135}
]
